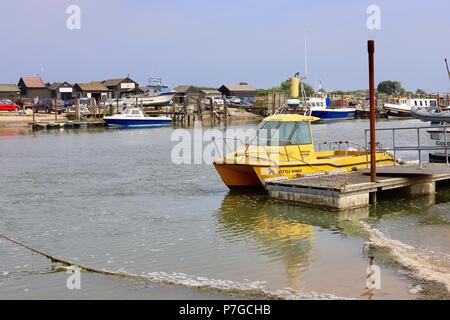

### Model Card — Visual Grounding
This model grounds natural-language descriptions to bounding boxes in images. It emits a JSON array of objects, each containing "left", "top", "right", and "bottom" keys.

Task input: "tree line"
[{"left": 255, "top": 79, "right": 429, "bottom": 97}]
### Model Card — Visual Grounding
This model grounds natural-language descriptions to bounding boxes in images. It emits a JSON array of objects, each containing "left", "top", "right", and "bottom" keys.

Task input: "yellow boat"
[{"left": 214, "top": 114, "right": 395, "bottom": 188}]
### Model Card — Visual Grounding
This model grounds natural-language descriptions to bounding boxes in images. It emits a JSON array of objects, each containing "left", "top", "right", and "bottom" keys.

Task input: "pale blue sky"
[{"left": 1, "top": 0, "right": 449, "bottom": 92}]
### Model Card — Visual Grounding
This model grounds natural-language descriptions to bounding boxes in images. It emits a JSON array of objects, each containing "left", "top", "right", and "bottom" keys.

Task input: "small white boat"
[
  {"left": 123, "top": 92, "right": 175, "bottom": 107},
  {"left": 384, "top": 98, "right": 438, "bottom": 119},
  {"left": 103, "top": 107, "right": 172, "bottom": 127}
]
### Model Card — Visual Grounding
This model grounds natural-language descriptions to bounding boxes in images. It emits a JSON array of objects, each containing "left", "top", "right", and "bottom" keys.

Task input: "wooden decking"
[
  {"left": 361, "top": 163, "right": 450, "bottom": 176},
  {"left": 266, "top": 165, "right": 450, "bottom": 210}
]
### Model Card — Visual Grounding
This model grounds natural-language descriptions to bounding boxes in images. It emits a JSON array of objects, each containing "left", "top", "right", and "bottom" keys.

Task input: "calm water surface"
[{"left": 0, "top": 119, "right": 449, "bottom": 299}]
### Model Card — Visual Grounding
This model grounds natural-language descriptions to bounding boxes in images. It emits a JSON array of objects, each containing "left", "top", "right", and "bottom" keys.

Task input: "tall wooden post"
[
  {"left": 75, "top": 98, "right": 80, "bottom": 121},
  {"left": 54, "top": 98, "right": 57, "bottom": 121},
  {"left": 368, "top": 40, "right": 377, "bottom": 184},
  {"left": 211, "top": 100, "right": 215, "bottom": 125},
  {"left": 224, "top": 98, "right": 228, "bottom": 123}
]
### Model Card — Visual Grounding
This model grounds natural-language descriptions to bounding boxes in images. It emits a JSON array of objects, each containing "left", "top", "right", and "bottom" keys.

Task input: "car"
[
  {"left": 65, "top": 99, "right": 93, "bottom": 109},
  {"left": 100, "top": 99, "right": 125, "bottom": 108},
  {"left": 226, "top": 96, "right": 242, "bottom": 105},
  {"left": 78, "top": 98, "right": 90, "bottom": 107},
  {"left": 66, "top": 105, "right": 90, "bottom": 115},
  {"left": 65, "top": 99, "right": 76, "bottom": 108},
  {"left": 16, "top": 98, "right": 34, "bottom": 110},
  {"left": 0, "top": 99, "right": 20, "bottom": 112},
  {"left": 212, "top": 96, "right": 224, "bottom": 105},
  {"left": 240, "top": 97, "right": 255, "bottom": 106},
  {"left": 34, "top": 98, "right": 66, "bottom": 114}
]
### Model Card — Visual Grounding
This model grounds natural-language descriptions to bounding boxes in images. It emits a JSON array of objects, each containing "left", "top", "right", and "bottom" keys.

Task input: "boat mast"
[
  {"left": 445, "top": 58, "right": 450, "bottom": 81},
  {"left": 300, "top": 29, "right": 308, "bottom": 104},
  {"left": 304, "top": 29, "right": 308, "bottom": 79}
]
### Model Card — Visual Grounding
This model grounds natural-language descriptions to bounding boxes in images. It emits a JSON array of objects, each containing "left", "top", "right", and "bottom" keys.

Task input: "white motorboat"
[
  {"left": 122, "top": 92, "right": 174, "bottom": 107},
  {"left": 384, "top": 98, "right": 438, "bottom": 119},
  {"left": 103, "top": 107, "right": 172, "bottom": 127}
]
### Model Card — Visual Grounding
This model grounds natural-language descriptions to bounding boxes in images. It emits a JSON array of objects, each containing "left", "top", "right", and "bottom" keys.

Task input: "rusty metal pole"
[
  {"left": 368, "top": 40, "right": 376, "bottom": 183},
  {"left": 368, "top": 40, "right": 377, "bottom": 205}
]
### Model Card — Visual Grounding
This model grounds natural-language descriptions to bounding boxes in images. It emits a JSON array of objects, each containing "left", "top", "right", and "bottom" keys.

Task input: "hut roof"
[
  {"left": 75, "top": 81, "right": 110, "bottom": 92},
  {"left": 0, "top": 84, "right": 20, "bottom": 92},
  {"left": 221, "top": 84, "right": 256, "bottom": 92},
  {"left": 19, "top": 76, "right": 46, "bottom": 88}
]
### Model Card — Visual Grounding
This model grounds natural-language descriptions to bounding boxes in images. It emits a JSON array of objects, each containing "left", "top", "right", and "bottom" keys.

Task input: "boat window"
[
  {"left": 430, "top": 100, "right": 437, "bottom": 107},
  {"left": 415, "top": 101, "right": 417, "bottom": 106},
  {"left": 132, "top": 110, "right": 140, "bottom": 115},
  {"left": 290, "top": 122, "right": 312, "bottom": 145},
  {"left": 252, "top": 121, "right": 312, "bottom": 146},
  {"left": 275, "top": 122, "right": 296, "bottom": 145},
  {"left": 253, "top": 121, "right": 281, "bottom": 146}
]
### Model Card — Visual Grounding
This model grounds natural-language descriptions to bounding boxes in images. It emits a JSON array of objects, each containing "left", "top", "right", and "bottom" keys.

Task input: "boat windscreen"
[
  {"left": 290, "top": 122, "right": 312, "bottom": 145},
  {"left": 251, "top": 121, "right": 312, "bottom": 146}
]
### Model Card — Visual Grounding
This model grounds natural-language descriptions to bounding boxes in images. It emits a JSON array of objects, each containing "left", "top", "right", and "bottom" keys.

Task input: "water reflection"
[
  {"left": 0, "top": 127, "right": 32, "bottom": 137},
  {"left": 215, "top": 191, "right": 369, "bottom": 290}
]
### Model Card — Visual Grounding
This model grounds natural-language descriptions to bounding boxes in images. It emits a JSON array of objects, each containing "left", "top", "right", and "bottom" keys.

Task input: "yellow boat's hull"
[
  {"left": 214, "top": 164, "right": 262, "bottom": 188},
  {"left": 215, "top": 154, "right": 395, "bottom": 189}
]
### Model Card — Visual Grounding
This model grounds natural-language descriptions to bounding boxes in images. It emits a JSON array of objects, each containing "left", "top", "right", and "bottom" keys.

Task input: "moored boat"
[
  {"left": 122, "top": 92, "right": 174, "bottom": 107},
  {"left": 425, "top": 122, "right": 450, "bottom": 163},
  {"left": 213, "top": 114, "right": 395, "bottom": 189},
  {"left": 411, "top": 105, "right": 450, "bottom": 123},
  {"left": 384, "top": 98, "right": 438, "bottom": 119},
  {"left": 103, "top": 107, "right": 172, "bottom": 127},
  {"left": 304, "top": 96, "right": 356, "bottom": 120}
]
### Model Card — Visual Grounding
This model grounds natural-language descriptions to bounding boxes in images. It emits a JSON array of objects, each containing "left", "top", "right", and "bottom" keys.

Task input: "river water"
[{"left": 0, "top": 119, "right": 449, "bottom": 299}]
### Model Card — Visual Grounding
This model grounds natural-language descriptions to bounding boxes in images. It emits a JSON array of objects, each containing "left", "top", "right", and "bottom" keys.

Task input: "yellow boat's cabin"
[
  {"left": 214, "top": 114, "right": 395, "bottom": 188},
  {"left": 252, "top": 115, "right": 316, "bottom": 148}
]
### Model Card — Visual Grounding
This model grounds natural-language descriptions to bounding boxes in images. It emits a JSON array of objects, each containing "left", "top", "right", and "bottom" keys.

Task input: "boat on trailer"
[
  {"left": 103, "top": 107, "right": 172, "bottom": 127},
  {"left": 122, "top": 78, "right": 175, "bottom": 107},
  {"left": 122, "top": 92, "right": 174, "bottom": 107}
]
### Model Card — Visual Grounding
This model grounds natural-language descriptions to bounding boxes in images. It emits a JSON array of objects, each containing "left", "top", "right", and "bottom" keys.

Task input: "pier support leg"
[
  {"left": 407, "top": 181, "right": 435, "bottom": 198},
  {"left": 369, "top": 192, "right": 377, "bottom": 205},
  {"left": 268, "top": 189, "right": 370, "bottom": 210}
]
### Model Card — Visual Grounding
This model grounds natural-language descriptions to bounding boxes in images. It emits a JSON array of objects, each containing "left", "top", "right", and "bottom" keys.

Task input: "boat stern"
[{"left": 213, "top": 162, "right": 263, "bottom": 189}]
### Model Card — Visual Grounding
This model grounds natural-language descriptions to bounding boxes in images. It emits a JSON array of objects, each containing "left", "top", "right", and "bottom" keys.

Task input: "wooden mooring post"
[
  {"left": 224, "top": 100, "right": 228, "bottom": 123},
  {"left": 75, "top": 98, "right": 80, "bottom": 121},
  {"left": 54, "top": 98, "right": 57, "bottom": 122}
]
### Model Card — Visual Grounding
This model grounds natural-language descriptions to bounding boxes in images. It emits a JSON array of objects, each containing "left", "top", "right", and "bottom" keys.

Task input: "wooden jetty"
[
  {"left": 266, "top": 164, "right": 450, "bottom": 210},
  {"left": 29, "top": 121, "right": 106, "bottom": 130}
]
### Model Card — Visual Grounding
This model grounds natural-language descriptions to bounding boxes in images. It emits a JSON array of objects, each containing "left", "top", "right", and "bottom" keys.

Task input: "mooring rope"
[
  {"left": 0, "top": 233, "right": 351, "bottom": 300},
  {"left": 0, "top": 233, "right": 128, "bottom": 277}
]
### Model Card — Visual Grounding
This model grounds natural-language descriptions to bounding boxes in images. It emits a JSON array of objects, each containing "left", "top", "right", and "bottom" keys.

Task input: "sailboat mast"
[
  {"left": 445, "top": 58, "right": 450, "bottom": 81},
  {"left": 304, "top": 29, "right": 308, "bottom": 79}
]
